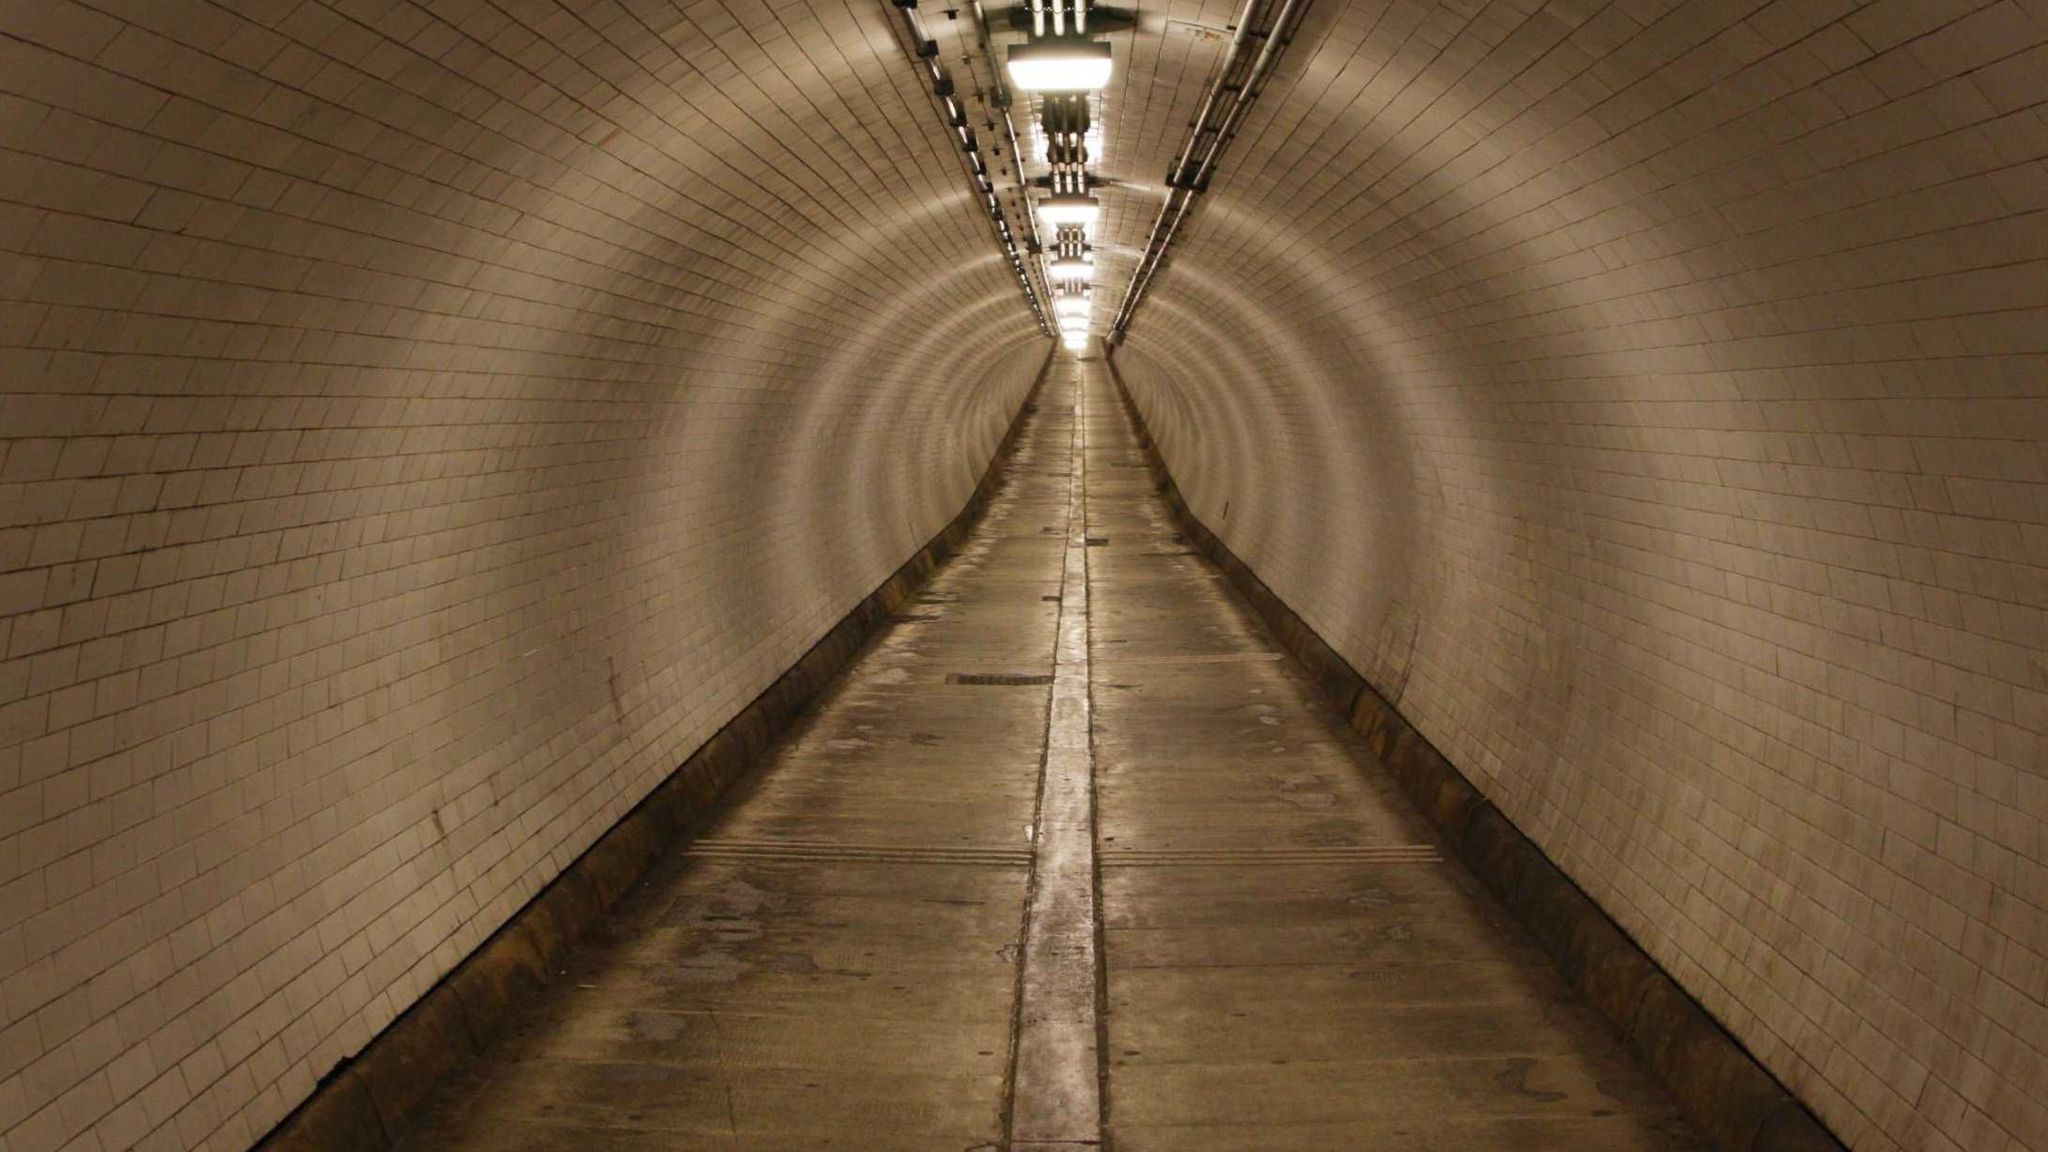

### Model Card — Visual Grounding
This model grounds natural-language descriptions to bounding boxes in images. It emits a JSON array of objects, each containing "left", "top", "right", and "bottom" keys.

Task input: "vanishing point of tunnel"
[{"left": 0, "top": 2, "right": 2044, "bottom": 1151}]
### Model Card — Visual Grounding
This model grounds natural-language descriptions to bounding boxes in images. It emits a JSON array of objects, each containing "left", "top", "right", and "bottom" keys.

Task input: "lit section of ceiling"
[{"left": 917, "top": 0, "right": 1232, "bottom": 350}]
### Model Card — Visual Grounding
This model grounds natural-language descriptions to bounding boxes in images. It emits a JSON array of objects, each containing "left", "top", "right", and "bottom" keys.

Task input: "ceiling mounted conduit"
[
  {"left": 884, "top": 0, "right": 1053, "bottom": 335},
  {"left": 1108, "top": 0, "right": 1309, "bottom": 345}
]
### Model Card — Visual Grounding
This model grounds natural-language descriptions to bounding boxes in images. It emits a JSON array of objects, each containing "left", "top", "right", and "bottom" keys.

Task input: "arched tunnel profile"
[{"left": 0, "top": 0, "right": 2043, "bottom": 1150}]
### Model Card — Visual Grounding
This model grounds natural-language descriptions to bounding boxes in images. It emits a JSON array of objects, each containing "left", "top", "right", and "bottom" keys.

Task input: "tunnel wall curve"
[
  {"left": 1114, "top": 3, "right": 2048, "bottom": 1151},
  {"left": 0, "top": 3, "right": 1050, "bottom": 1150}
]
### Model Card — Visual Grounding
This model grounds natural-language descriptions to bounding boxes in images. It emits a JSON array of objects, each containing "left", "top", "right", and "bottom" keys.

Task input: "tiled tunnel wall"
[
  {"left": 0, "top": 2, "right": 1048, "bottom": 1150},
  {"left": 2, "top": 0, "right": 2045, "bottom": 1151},
  {"left": 1113, "top": 1, "right": 2047, "bottom": 1150}
]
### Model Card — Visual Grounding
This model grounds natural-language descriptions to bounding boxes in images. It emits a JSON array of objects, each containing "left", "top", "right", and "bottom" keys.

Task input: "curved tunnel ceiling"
[
  {"left": 0, "top": 2, "right": 2044, "bottom": 1152},
  {"left": 1094, "top": 4, "right": 2048, "bottom": 1152}
]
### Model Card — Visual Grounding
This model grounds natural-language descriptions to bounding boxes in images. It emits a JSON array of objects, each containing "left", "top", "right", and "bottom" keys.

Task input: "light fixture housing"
[
  {"left": 1007, "top": 39, "right": 1113, "bottom": 93},
  {"left": 1038, "top": 194, "right": 1101, "bottom": 230},
  {"left": 1047, "top": 256, "right": 1095, "bottom": 281}
]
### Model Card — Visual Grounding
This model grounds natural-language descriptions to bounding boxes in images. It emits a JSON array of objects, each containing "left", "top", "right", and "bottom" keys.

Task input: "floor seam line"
[{"left": 1007, "top": 370, "right": 1106, "bottom": 1150}]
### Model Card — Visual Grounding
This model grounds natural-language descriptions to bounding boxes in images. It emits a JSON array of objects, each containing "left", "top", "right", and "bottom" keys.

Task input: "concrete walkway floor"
[{"left": 397, "top": 357, "right": 1706, "bottom": 1151}]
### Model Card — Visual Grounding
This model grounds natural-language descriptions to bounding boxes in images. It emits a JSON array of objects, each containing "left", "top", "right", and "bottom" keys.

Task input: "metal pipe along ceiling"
[{"left": 1112, "top": 0, "right": 1308, "bottom": 340}]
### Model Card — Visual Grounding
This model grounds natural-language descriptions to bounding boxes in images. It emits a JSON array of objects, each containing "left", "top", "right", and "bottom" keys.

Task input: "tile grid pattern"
[
  {"left": 1113, "top": 2, "right": 2048, "bottom": 1151},
  {"left": 1066, "top": 0, "right": 1236, "bottom": 343},
  {"left": 391, "top": 373, "right": 1077, "bottom": 1150},
  {"left": 0, "top": 2, "right": 1047, "bottom": 1150},
  {"left": 1085, "top": 353, "right": 1710, "bottom": 1152}
]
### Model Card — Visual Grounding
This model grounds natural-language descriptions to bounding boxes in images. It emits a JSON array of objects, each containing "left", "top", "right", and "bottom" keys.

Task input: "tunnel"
[{"left": 0, "top": 0, "right": 2044, "bottom": 1150}]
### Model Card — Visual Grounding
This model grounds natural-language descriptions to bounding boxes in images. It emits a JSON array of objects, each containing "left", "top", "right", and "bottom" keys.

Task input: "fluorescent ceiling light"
[
  {"left": 1007, "top": 40, "right": 1113, "bottom": 93},
  {"left": 1038, "top": 194, "right": 1100, "bottom": 230},
  {"left": 1054, "top": 296, "right": 1090, "bottom": 317},
  {"left": 1062, "top": 332, "right": 1090, "bottom": 350},
  {"left": 1047, "top": 257, "right": 1094, "bottom": 281}
]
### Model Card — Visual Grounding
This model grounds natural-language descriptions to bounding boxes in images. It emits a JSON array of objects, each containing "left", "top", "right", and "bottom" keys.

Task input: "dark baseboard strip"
[
  {"left": 258, "top": 355, "right": 1053, "bottom": 1152},
  {"left": 1103, "top": 360, "right": 1845, "bottom": 1152}
]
